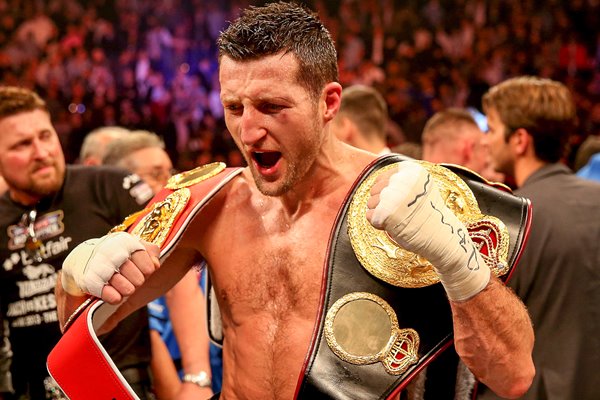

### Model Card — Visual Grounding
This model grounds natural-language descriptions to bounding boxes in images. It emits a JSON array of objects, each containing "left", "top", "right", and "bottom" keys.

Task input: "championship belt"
[
  {"left": 46, "top": 163, "right": 242, "bottom": 400},
  {"left": 295, "top": 154, "right": 531, "bottom": 400}
]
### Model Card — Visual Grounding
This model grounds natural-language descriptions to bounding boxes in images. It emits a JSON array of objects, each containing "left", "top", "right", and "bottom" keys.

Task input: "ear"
[
  {"left": 510, "top": 128, "right": 532, "bottom": 157},
  {"left": 322, "top": 82, "right": 343, "bottom": 122},
  {"left": 460, "top": 138, "right": 474, "bottom": 164}
]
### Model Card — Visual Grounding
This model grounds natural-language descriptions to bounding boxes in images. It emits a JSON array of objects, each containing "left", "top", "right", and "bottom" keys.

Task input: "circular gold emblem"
[
  {"left": 324, "top": 292, "right": 420, "bottom": 375},
  {"left": 347, "top": 161, "right": 510, "bottom": 288},
  {"left": 165, "top": 162, "right": 226, "bottom": 190}
]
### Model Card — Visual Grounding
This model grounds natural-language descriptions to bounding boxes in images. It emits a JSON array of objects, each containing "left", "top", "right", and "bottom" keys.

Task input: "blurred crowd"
[{"left": 1, "top": 0, "right": 599, "bottom": 169}]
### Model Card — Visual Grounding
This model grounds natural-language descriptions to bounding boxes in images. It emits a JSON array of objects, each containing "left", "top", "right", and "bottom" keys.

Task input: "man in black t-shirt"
[{"left": 0, "top": 86, "right": 155, "bottom": 399}]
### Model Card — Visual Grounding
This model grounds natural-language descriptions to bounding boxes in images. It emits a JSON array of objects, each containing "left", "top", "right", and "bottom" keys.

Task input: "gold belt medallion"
[
  {"left": 130, "top": 188, "right": 191, "bottom": 247},
  {"left": 324, "top": 292, "right": 419, "bottom": 375},
  {"left": 348, "top": 161, "right": 510, "bottom": 288},
  {"left": 166, "top": 162, "right": 225, "bottom": 190}
]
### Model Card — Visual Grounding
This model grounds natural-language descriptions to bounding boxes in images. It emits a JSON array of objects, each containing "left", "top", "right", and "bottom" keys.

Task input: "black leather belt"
[{"left": 296, "top": 154, "right": 531, "bottom": 400}]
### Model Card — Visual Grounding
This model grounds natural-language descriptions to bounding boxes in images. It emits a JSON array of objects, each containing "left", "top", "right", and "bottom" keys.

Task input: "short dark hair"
[
  {"left": 218, "top": 1, "right": 338, "bottom": 100},
  {"left": 483, "top": 76, "right": 576, "bottom": 163},
  {"left": 0, "top": 86, "right": 48, "bottom": 119}
]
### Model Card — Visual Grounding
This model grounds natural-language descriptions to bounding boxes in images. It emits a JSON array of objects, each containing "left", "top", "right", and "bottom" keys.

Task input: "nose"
[
  {"left": 239, "top": 108, "right": 267, "bottom": 147},
  {"left": 31, "top": 138, "right": 50, "bottom": 159}
]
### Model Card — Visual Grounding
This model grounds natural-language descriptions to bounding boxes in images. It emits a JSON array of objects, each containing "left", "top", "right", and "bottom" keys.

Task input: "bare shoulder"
[{"left": 178, "top": 169, "right": 257, "bottom": 250}]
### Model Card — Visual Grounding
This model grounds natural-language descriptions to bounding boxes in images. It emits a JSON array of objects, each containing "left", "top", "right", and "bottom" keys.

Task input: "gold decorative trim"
[
  {"left": 62, "top": 297, "right": 94, "bottom": 333},
  {"left": 348, "top": 161, "right": 510, "bottom": 288},
  {"left": 109, "top": 209, "right": 149, "bottom": 233},
  {"left": 165, "top": 162, "right": 226, "bottom": 190},
  {"left": 130, "top": 188, "right": 190, "bottom": 247},
  {"left": 324, "top": 292, "right": 420, "bottom": 375}
]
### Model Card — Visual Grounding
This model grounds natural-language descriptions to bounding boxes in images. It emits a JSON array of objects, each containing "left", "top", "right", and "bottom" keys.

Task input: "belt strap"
[{"left": 47, "top": 164, "right": 242, "bottom": 400}]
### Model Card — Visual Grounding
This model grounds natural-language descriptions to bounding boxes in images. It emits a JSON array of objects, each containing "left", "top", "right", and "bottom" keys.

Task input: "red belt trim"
[{"left": 47, "top": 167, "right": 242, "bottom": 399}]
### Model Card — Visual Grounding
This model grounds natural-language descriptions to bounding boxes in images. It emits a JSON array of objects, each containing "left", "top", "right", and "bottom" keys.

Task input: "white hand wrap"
[
  {"left": 371, "top": 162, "right": 490, "bottom": 301},
  {"left": 61, "top": 232, "right": 145, "bottom": 298}
]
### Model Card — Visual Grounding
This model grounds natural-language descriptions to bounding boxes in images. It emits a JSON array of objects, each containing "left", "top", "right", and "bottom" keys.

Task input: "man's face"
[
  {"left": 0, "top": 109, "right": 66, "bottom": 204},
  {"left": 220, "top": 53, "right": 324, "bottom": 196},
  {"left": 126, "top": 147, "right": 173, "bottom": 194},
  {"left": 485, "top": 107, "right": 515, "bottom": 176}
]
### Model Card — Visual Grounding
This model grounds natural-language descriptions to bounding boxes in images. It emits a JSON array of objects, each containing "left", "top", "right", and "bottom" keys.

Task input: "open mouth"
[{"left": 252, "top": 151, "right": 282, "bottom": 170}]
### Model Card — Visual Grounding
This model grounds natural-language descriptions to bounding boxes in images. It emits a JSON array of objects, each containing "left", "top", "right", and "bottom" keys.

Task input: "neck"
[
  {"left": 278, "top": 139, "right": 373, "bottom": 218},
  {"left": 514, "top": 157, "right": 548, "bottom": 187},
  {"left": 9, "top": 190, "right": 42, "bottom": 207}
]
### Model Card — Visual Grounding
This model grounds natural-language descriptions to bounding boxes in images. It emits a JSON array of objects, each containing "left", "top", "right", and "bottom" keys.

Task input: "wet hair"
[
  {"left": 338, "top": 85, "right": 388, "bottom": 142},
  {"left": 0, "top": 86, "right": 48, "bottom": 119},
  {"left": 482, "top": 76, "right": 576, "bottom": 163},
  {"left": 217, "top": 1, "right": 338, "bottom": 100}
]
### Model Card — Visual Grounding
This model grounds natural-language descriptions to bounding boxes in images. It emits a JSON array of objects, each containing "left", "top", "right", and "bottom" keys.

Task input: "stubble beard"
[
  {"left": 24, "top": 163, "right": 65, "bottom": 199},
  {"left": 250, "top": 127, "right": 322, "bottom": 197}
]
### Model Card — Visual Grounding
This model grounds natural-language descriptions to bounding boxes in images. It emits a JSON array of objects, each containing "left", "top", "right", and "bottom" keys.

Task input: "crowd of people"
[
  {"left": 1, "top": 0, "right": 600, "bottom": 170},
  {"left": 0, "top": 1, "right": 599, "bottom": 400}
]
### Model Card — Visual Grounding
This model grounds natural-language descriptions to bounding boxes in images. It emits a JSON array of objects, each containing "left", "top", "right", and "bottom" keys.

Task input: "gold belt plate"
[
  {"left": 347, "top": 161, "right": 510, "bottom": 288},
  {"left": 130, "top": 188, "right": 190, "bottom": 247}
]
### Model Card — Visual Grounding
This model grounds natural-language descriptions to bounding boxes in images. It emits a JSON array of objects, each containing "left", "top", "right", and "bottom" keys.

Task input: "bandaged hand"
[
  {"left": 366, "top": 161, "right": 490, "bottom": 301},
  {"left": 61, "top": 232, "right": 160, "bottom": 304}
]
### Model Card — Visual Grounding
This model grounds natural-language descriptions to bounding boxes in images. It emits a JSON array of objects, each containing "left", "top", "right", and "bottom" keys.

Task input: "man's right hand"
[
  {"left": 366, "top": 161, "right": 490, "bottom": 302},
  {"left": 61, "top": 232, "right": 160, "bottom": 304}
]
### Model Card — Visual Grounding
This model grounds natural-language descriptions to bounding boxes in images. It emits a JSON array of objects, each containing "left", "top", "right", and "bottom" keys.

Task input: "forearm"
[
  {"left": 451, "top": 275, "right": 534, "bottom": 399},
  {"left": 368, "top": 162, "right": 535, "bottom": 398},
  {"left": 167, "top": 269, "right": 215, "bottom": 398},
  {"left": 150, "top": 330, "right": 182, "bottom": 399},
  {"left": 166, "top": 269, "right": 212, "bottom": 374}
]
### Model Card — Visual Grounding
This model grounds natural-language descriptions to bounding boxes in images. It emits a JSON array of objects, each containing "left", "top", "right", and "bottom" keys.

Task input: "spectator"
[
  {"left": 78, "top": 125, "right": 130, "bottom": 165},
  {"left": 0, "top": 86, "right": 154, "bottom": 399},
  {"left": 421, "top": 108, "right": 498, "bottom": 180},
  {"left": 478, "top": 76, "right": 600, "bottom": 400},
  {"left": 330, "top": 84, "right": 390, "bottom": 154}
]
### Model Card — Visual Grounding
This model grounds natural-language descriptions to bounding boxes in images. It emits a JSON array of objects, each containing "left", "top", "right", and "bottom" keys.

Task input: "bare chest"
[{"left": 206, "top": 210, "right": 335, "bottom": 324}]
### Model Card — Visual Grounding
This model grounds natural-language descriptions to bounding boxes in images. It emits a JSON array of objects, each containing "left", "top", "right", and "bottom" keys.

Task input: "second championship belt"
[
  {"left": 296, "top": 154, "right": 531, "bottom": 399},
  {"left": 47, "top": 163, "right": 242, "bottom": 400}
]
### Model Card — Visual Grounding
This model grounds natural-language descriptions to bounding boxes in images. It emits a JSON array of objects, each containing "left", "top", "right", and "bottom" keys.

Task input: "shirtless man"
[{"left": 57, "top": 3, "right": 534, "bottom": 399}]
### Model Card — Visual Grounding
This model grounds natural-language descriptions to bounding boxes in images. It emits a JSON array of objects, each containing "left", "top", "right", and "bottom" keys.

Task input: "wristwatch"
[{"left": 182, "top": 371, "right": 212, "bottom": 388}]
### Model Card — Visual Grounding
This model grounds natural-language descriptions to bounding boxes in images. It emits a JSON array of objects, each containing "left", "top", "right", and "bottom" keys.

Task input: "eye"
[
  {"left": 261, "top": 103, "right": 285, "bottom": 114},
  {"left": 11, "top": 139, "right": 31, "bottom": 151},
  {"left": 40, "top": 130, "right": 53, "bottom": 140},
  {"left": 224, "top": 103, "right": 242, "bottom": 115}
]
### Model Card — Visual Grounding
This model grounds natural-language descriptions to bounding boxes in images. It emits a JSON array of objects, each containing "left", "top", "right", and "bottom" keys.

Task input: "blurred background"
[{"left": 1, "top": 0, "right": 598, "bottom": 170}]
